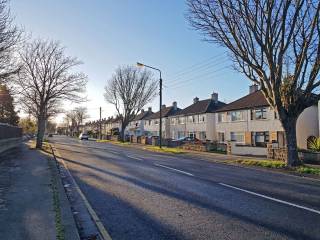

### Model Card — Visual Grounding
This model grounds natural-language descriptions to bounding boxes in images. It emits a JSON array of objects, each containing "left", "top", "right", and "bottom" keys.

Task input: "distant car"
[
  {"left": 48, "top": 133, "right": 53, "bottom": 137},
  {"left": 79, "top": 133, "right": 89, "bottom": 140},
  {"left": 172, "top": 136, "right": 201, "bottom": 145}
]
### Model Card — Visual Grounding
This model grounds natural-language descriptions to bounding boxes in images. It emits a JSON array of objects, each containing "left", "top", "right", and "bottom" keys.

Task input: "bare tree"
[
  {"left": 15, "top": 40, "right": 87, "bottom": 148},
  {"left": 104, "top": 65, "right": 157, "bottom": 141},
  {"left": 0, "top": 0, "right": 21, "bottom": 83},
  {"left": 74, "top": 106, "right": 89, "bottom": 127},
  {"left": 65, "top": 107, "right": 89, "bottom": 136},
  {"left": 187, "top": 0, "right": 320, "bottom": 166}
]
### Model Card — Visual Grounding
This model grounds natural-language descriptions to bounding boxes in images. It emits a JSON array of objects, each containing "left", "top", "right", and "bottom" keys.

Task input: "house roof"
[
  {"left": 133, "top": 110, "right": 154, "bottom": 121},
  {"left": 144, "top": 106, "right": 181, "bottom": 120},
  {"left": 174, "top": 99, "right": 226, "bottom": 116},
  {"left": 216, "top": 90, "right": 269, "bottom": 112}
]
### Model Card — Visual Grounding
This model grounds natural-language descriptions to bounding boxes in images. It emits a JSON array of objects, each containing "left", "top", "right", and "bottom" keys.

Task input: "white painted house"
[
  {"left": 143, "top": 102, "right": 181, "bottom": 138},
  {"left": 169, "top": 92, "right": 226, "bottom": 141},
  {"left": 216, "top": 85, "right": 319, "bottom": 150},
  {"left": 127, "top": 107, "right": 153, "bottom": 137}
]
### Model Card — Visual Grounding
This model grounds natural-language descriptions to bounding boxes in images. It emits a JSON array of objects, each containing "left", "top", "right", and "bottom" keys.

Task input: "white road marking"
[
  {"left": 51, "top": 144, "right": 112, "bottom": 240},
  {"left": 154, "top": 163, "right": 194, "bottom": 176},
  {"left": 219, "top": 182, "right": 320, "bottom": 215},
  {"left": 127, "top": 155, "right": 143, "bottom": 161}
]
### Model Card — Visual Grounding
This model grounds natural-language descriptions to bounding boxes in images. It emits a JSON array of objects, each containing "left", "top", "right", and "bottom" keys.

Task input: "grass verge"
[
  {"left": 144, "top": 146, "right": 186, "bottom": 154},
  {"left": 48, "top": 154, "right": 65, "bottom": 240},
  {"left": 230, "top": 159, "right": 320, "bottom": 176},
  {"left": 233, "top": 159, "right": 286, "bottom": 168},
  {"left": 296, "top": 166, "right": 320, "bottom": 175},
  {"left": 96, "top": 139, "right": 131, "bottom": 146},
  {"left": 96, "top": 139, "right": 112, "bottom": 143}
]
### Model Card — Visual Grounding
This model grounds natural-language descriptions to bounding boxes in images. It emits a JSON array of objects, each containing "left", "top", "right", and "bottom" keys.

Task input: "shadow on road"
[{"left": 59, "top": 155, "right": 318, "bottom": 240}]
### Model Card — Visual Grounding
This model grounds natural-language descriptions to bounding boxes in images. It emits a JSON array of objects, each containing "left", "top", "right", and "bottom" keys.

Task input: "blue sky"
[{"left": 11, "top": 0, "right": 251, "bottom": 122}]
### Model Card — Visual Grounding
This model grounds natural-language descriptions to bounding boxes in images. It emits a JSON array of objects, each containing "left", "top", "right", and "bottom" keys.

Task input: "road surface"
[{"left": 51, "top": 135, "right": 320, "bottom": 240}]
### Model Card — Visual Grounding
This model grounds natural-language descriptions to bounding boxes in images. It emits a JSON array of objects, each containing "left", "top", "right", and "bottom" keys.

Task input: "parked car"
[
  {"left": 79, "top": 133, "right": 89, "bottom": 140},
  {"left": 172, "top": 136, "right": 201, "bottom": 145},
  {"left": 48, "top": 133, "right": 53, "bottom": 137}
]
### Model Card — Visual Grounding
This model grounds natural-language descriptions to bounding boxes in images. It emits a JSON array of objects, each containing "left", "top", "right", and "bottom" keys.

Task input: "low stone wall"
[
  {"left": 0, "top": 137, "right": 21, "bottom": 154},
  {"left": 267, "top": 143, "right": 287, "bottom": 161},
  {"left": 180, "top": 143, "right": 212, "bottom": 152},
  {"left": 111, "top": 135, "right": 120, "bottom": 141}
]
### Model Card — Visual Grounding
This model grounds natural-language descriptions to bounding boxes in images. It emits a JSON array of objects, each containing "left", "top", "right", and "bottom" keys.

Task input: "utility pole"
[
  {"left": 159, "top": 72, "right": 162, "bottom": 148},
  {"left": 99, "top": 107, "right": 102, "bottom": 140}
]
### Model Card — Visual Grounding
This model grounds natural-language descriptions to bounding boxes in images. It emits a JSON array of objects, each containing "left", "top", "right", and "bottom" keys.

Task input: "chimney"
[
  {"left": 161, "top": 104, "right": 166, "bottom": 109},
  {"left": 172, "top": 101, "right": 177, "bottom": 110},
  {"left": 211, "top": 92, "right": 218, "bottom": 103},
  {"left": 141, "top": 109, "right": 145, "bottom": 113},
  {"left": 148, "top": 107, "right": 152, "bottom": 112},
  {"left": 193, "top": 97, "right": 199, "bottom": 104},
  {"left": 249, "top": 84, "right": 259, "bottom": 94}
]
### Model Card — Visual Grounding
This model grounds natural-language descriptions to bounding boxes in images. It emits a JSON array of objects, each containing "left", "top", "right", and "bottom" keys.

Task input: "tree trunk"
[
  {"left": 36, "top": 115, "right": 46, "bottom": 149},
  {"left": 120, "top": 121, "right": 128, "bottom": 142},
  {"left": 120, "top": 127, "right": 125, "bottom": 142},
  {"left": 283, "top": 117, "right": 300, "bottom": 167}
]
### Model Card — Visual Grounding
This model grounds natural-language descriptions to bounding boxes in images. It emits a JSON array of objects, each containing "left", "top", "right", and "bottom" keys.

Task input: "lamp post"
[{"left": 137, "top": 62, "right": 163, "bottom": 148}]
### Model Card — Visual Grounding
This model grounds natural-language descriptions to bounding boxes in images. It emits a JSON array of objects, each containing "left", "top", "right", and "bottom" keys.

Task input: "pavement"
[
  {"left": 0, "top": 141, "right": 79, "bottom": 240},
  {"left": 50, "top": 135, "right": 320, "bottom": 240}
]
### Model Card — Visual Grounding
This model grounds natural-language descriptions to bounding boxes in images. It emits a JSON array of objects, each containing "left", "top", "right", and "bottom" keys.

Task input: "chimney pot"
[
  {"left": 161, "top": 104, "right": 166, "bottom": 109},
  {"left": 249, "top": 84, "right": 259, "bottom": 94},
  {"left": 172, "top": 101, "right": 177, "bottom": 110},
  {"left": 211, "top": 92, "right": 218, "bottom": 103},
  {"left": 193, "top": 97, "right": 199, "bottom": 104},
  {"left": 148, "top": 107, "right": 152, "bottom": 112}
]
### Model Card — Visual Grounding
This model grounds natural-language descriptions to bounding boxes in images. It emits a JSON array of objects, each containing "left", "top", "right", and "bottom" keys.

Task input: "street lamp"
[{"left": 137, "top": 62, "right": 163, "bottom": 148}]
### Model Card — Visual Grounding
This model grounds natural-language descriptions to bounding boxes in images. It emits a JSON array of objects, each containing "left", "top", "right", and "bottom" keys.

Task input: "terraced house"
[
  {"left": 215, "top": 85, "right": 319, "bottom": 150},
  {"left": 126, "top": 107, "right": 153, "bottom": 136},
  {"left": 169, "top": 92, "right": 226, "bottom": 141},
  {"left": 143, "top": 102, "right": 181, "bottom": 138}
]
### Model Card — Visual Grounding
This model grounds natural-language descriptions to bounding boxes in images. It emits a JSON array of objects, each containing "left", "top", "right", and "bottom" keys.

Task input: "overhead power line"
[
  {"left": 167, "top": 66, "right": 229, "bottom": 90},
  {"left": 166, "top": 53, "right": 226, "bottom": 79},
  {"left": 166, "top": 58, "right": 229, "bottom": 85}
]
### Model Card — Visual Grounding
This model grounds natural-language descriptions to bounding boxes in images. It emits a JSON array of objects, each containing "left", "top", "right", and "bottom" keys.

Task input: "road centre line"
[
  {"left": 154, "top": 163, "right": 194, "bottom": 176},
  {"left": 219, "top": 182, "right": 320, "bottom": 215}
]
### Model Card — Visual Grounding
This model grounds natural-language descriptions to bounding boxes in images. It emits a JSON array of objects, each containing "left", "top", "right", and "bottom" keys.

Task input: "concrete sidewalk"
[{"left": 0, "top": 142, "right": 79, "bottom": 240}]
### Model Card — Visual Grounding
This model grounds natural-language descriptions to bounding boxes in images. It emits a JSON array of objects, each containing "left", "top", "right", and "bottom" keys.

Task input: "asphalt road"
[{"left": 51, "top": 135, "right": 320, "bottom": 240}]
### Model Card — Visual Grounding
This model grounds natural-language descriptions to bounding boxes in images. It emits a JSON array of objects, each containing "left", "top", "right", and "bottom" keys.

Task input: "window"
[
  {"left": 230, "top": 132, "right": 245, "bottom": 143},
  {"left": 188, "top": 131, "right": 196, "bottom": 139},
  {"left": 274, "top": 110, "right": 278, "bottom": 119},
  {"left": 188, "top": 116, "right": 195, "bottom": 123},
  {"left": 218, "top": 113, "right": 226, "bottom": 123},
  {"left": 199, "top": 131, "right": 206, "bottom": 140},
  {"left": 218, "top": 132, "right": 225, "bottom": 142},
  {"left": 252, "top": 132, "right": 269, "bottom": 147},
  {"left": 154, "top": 120, "right": 159, "bottom": 125},
  {"left": 178, "top": 117, "right": 185, "bottom": 124},
  {"left": 251, "top": 108, "right": 267, "bottom": 120},
  {"left": 231, "top": 111, "right": 245, "bottom": 121},
  {"left": 199, "top": 114, "right": 206, "bottom": 123},
  {"left": 170, "top": 118, "right": 176, "bottom": 125}
]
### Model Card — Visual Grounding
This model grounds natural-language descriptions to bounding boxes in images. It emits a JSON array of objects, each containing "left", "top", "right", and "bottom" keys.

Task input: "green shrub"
[{"left": 307, "top": 137, "right": 320, "bottom": 152}]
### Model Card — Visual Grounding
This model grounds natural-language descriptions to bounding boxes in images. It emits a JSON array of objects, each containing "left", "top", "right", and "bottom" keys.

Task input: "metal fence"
[{"left": 0, "top": 123, "right": 22, "bottom": 140}]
